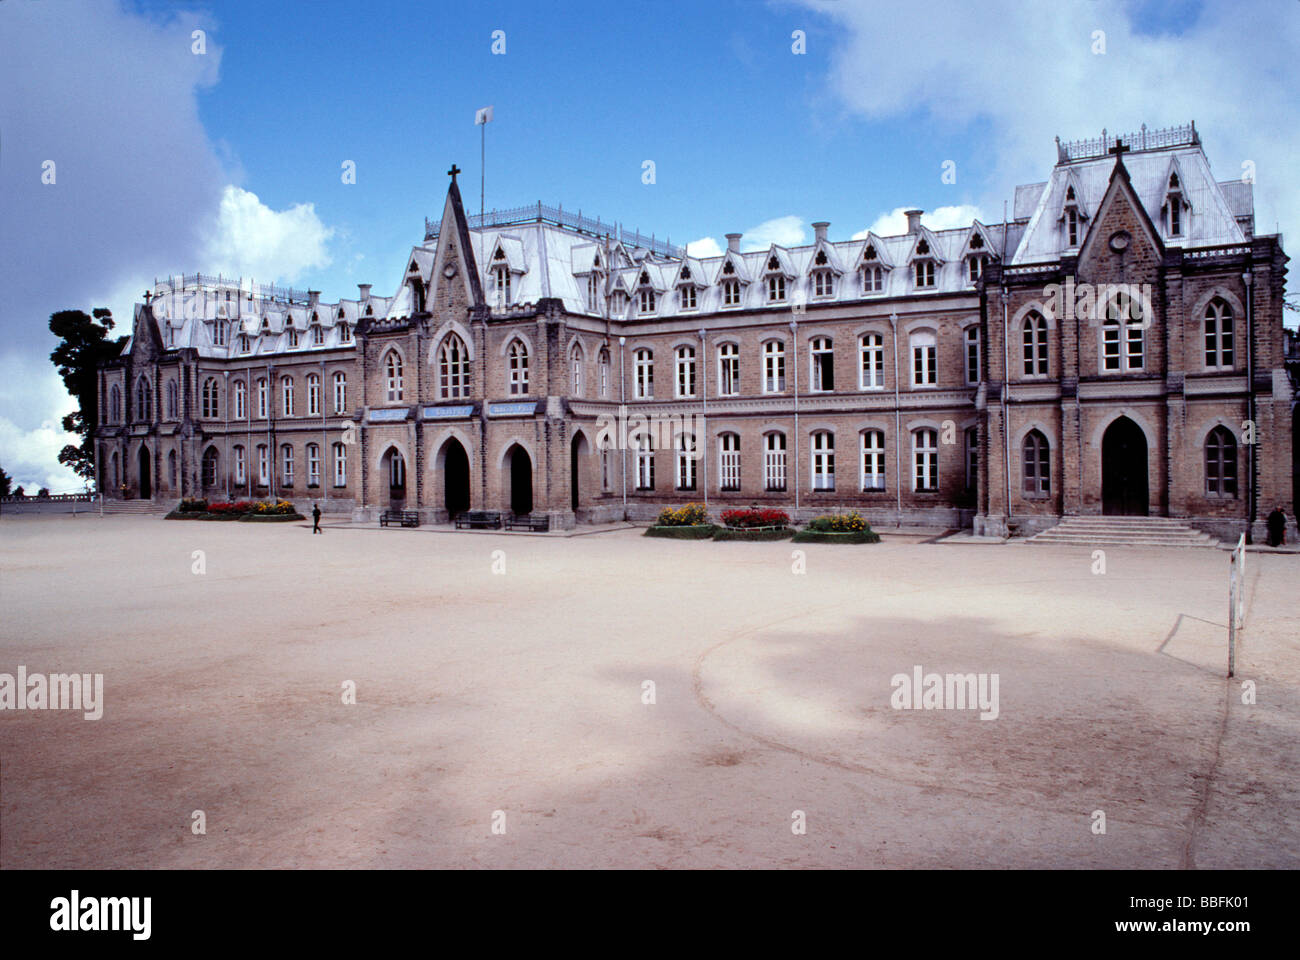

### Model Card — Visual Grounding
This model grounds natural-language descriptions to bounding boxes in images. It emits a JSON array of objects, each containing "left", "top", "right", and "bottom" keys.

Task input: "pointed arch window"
[
  {"left": 1205, "top": 426, "right": 1237, "bottom": 497},
  {"left": 233, "top": 379, "right": 246, "bottom": 419},
  {"left": 201, "top": 377, "right": 219, "bottom": 419},
  {"left": 812, "top": 249, "right": 835, "bottom": 298},
  {"left": 1166, "top": 173, "right": 1184, "bottom": 237},
  {"left": 597, "top": 347, "right": 610, "bottom": 398},
  {"left": 332, "top": 372, "right": 347, "bottom": 414},
  {"left": 166, "top": 379, "right": 179, "bottom": 420},
  {"left": 135, "top": 377, "right": 153, "bottom": 421},
  {"left": 109, "top": 384, "right": 122, "bottom": 423},
  {"left": 1022, "top": 312, "right": 1049, "bottom": 377},
  {"left": 717, "top": 342, "right": 739, "bottom": 396},
  {"left": 634, "top": 348, "right": 654, "bottom": 399},
  {"left": 1064, "top": 185, "right": 1081, "bottom": 247},
  {"left": 570, "top": 343, "right": 584, "bottom": 397},
  {"left": 306, "top": 373, "right": 321, "bottom": 417},
  {"left": 385, "top": 350, "right": 404, "bottom": 402},
  {"left": 440, "top": 334, "right": 471, "bottom": 399},
  {"left": 339, "top": 322, "right": 352, "bottom": 344},
  {"left": 1204, "top": 298, "right": 1234, "bottom": 368},
  {"left": 507, "top": 340, "right": 528, "bottom": 395}
]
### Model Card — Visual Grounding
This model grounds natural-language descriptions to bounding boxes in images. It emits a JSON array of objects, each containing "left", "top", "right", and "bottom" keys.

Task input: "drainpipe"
[
  {"left": 1001, "top": 287, "right": 1012, "bottom": 524},
  {"left": 619, "top": 335, "right": 627, "bottom": 519},
  {"left": 889, "top": 313, "right": 901, "bottom": 526},
  {"left": 790, "top": 319, "right": 800, "bottom": 515},
  {"left": 698, "top": 328, "right": 708, "bottom": 512},
  {"left": 321, "top": 358, "right": 328, "bottom": 505},
  {"left": 1245, "top": 269, "right": 1256, "bottom": 540}
]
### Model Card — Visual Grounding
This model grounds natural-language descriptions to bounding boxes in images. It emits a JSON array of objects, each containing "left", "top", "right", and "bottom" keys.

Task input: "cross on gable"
[
  {"left": 1108, "top": 139, "right": 1130, "bottom": 157},
  {"left": 447, "top": 164, "right": 461, "bottom": 180}
]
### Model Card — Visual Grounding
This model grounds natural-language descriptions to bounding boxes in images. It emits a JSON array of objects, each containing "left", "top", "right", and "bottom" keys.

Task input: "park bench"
[
  {"left": 379, "top": 510, "right": 420, "bottom": 528},
  {"left": 504, "top": 514, "right": 549, "bottom": 532},
  {"left": 455, "top": 510, "right": 502, "bottom": 530}
]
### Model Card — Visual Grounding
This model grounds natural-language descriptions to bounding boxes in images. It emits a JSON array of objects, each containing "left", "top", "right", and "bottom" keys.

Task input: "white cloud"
[
  {"left": 798, "top": 0, "right": 1299, "bottom": 281},
  {"left": 202, "top": 186, "right": 335, "bottom": 284},
  {"left": 0, "top": 362, "right": 83, "bottom": 493},
  {"left": 685, "top": 237, "right": 724, "bottom": 258},
  {"left": 854, "top": 205, "right": 986, "bottom": 239}
]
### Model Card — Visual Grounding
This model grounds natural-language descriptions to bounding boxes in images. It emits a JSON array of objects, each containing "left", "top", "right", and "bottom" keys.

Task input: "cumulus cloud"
[
  {"left": 688, "top": 216, "right": 809, "bottom": 257},
  {"left": 797, "top": 0, "right": 1298, "bottom": 282},
  {"left": 202, "top": 186, "right": 334, "bottom": 284},
  {"left": 685, "top": 237, "right": 724, "bottom": 259},
  {"left": 854, "top": 205, "right": 986, "bottom": 239},
  {"left": 0, "top": 361, "right": 82, "bottom": 492}
]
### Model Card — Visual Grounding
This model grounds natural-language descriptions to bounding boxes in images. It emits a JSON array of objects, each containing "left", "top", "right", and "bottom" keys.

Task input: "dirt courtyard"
[{"left": 1, "top": 514, "right": 1296, "bottom": 869}]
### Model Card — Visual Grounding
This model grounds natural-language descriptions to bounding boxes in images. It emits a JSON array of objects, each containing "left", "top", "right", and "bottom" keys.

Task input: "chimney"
[
  {"left": 904, "top": 209, "right": 923, "bottom": 235},
  {"left": 725, "top": 233, "right": 742, "bottom": 253},
  {"left": 358, "top": 283, "right": 372, "bottom": 300},
  {"left": 812, "top": 221, "right": 829, "bottom": 243},
  {"left": 308, "top": 290, "right": 320, "bottom": 307}
]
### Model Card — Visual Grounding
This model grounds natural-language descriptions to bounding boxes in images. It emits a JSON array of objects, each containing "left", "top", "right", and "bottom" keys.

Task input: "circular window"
[{"left": 1108, "top": 231, "right": 1131, "bottom": 252}]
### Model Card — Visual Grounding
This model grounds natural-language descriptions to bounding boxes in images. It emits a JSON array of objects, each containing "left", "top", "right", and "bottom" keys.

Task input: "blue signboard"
[
  {"left": 423, "top": 405, "right": 475, "bottom": 419},
  {"left": 488, "top": 402, "right": 538, "bottom": 417}
]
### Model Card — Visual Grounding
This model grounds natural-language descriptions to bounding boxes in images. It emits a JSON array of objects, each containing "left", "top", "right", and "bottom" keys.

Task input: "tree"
[
  {"left": 37, "top": 487, "right": 50, "bottom": 498},
  {"left": 13, "top": 486, "right": 24, "bottom": 498},
  {"left": 0, "top": 464, "right": 11, "bottom": 497},
  {"left": 49, "top": 308, "right": 126, "bottom": 483}
]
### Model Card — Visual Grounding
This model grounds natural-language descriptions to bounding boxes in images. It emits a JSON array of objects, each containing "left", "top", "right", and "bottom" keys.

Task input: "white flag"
[{"left": 475, "top": 105, "right": 494, "bottom": 125}]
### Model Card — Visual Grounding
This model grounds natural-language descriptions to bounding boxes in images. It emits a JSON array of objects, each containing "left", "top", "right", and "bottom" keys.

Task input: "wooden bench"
[
  {"left": 454, "top": 510, "right": 502, "bottom": 530},
  {"left": 379, "top": 510, "right": 420, "bottom": 528},
  {"left": 504, "top": 514, "right": 549, "bottom": 532}
]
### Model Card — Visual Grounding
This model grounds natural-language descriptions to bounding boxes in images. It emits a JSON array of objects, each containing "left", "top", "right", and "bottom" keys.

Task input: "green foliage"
[
  {"left": 49, "top": 308, "right": 125, "bottom": 482},
  {"left": 711, "top": 527, "right": 794, "bottom": 541},
  {"left": 644, "top": 523, "right": 716, "bottom": 539},
  {"left": 0, "top": 465, "right": 11, "bottom": 498},
  {"left": 791, "top": 529, "right": 881, "bottom": 544},
  {"left": 806, "top": 512, "right": 870, "bottom": 533}
]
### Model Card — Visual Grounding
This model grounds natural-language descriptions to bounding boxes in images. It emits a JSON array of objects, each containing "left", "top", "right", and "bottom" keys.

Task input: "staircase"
[
  {"left": 100, "top": 499, "right": 172, "bottom": 516},
  {"left": 1026, "top": 516, "right": 1222, "bottom": 548}
]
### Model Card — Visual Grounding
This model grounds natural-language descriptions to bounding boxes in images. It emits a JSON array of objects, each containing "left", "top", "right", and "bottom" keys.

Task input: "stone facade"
[{"left": 96, "top": 126, "right": 1295, "bottom": 539}]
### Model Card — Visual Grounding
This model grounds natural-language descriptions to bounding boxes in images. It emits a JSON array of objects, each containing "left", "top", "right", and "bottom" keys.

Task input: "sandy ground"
[{"left": 0, "top": 514, "right": 1296, "bottom": 869}]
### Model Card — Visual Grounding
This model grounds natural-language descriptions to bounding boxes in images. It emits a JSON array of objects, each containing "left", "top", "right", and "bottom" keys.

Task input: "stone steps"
[
  {"left": 1027, "top": 516, "right": 1221, "bottom": 548},
  {"left": 101, "top": 499, "right": 172, "bottom": 516}
]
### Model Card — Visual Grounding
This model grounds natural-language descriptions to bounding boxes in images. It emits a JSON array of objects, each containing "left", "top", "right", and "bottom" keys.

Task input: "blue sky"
[{"left": 1, "top": 0, "right": 1295, "bottom": 490}]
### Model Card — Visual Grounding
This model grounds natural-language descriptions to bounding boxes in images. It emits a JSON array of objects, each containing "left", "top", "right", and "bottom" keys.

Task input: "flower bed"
[
  {"left": 166, "top": 499, "right": 303, "bottom": 522},
  {"left": 712, "top": 526, "right": 794, "bottom": 541},
  {"left": 656, "top": 503, "right": 710, "bottom": 527},
  {"left": 720, "top": 507, "right": 791, "bottom": 529},
  {"left": 792, "top": 512, "right": 880, "bottom": 543}
]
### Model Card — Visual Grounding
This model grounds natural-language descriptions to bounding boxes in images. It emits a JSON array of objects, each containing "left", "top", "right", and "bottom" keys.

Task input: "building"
[{"left": 95, "top": 123, "right": 1294, "bottom": 540}]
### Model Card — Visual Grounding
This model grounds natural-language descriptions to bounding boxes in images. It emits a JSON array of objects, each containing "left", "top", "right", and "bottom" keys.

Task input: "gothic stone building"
[{"left": 96, "top": 124, "right": 1294, "bottom": 540}]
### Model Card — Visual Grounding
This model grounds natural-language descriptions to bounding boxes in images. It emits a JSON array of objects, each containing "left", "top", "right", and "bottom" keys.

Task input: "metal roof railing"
[
  {"left": 1056, "top": 122, "right": 1199, "bottom": 163},
  {"left": 153, "top": 273, "right": 317, "bottom": 304},
  {"left": 425, "top": 202, "right": 684, "bottom": 258}
]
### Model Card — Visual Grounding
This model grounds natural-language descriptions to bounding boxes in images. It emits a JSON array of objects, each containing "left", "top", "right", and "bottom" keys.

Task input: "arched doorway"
[
  {"left": 382, "top": 447, "right": 407, "bottom": 507},
  {"left": 507, "top": 445, "right": 533, "bottom": 516},
  {"left": 570, "top": 433, "right": 588, "bottom": 512},
  {"left": 138, "top": 446, "right": 152, "bottom": 499},
  {"left": 441, "top": 438, "right": 470, "bottom": 518},
  {"left": 1102, "top": 417, "right": 1148, "bottom": 515}
]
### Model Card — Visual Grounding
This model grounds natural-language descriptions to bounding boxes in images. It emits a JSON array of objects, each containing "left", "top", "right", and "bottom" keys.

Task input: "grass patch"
[
  {"left": 240, "top": 513, "right": 306, "bottom": 522},
  {"left": 791, "top": 529, "right": 882, "bottom": 544},
  {"left": 712, "top": 526, "right": 794, "bottom": 541}
]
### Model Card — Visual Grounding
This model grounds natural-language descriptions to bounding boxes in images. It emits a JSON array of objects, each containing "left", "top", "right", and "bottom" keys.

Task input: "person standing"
[
  {"left": 1265, "top": 506, "right": 1286, "bottom": 547},
  {"left": 312, "top": 502, "right": 323, "bottom": 534}
]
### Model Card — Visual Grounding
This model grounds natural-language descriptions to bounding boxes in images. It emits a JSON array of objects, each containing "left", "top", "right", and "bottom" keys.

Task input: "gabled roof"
[
  {"left": 488, "top": 235, "right": 528, "bottom": 273},
  {"left": 713, "top": 247, "right": 752, "bottom": 284},
  {"left": 854, "top": 232, "right": 894, "bottom": 268},
  {"left": 1076, "top": 157, "right": 1165, "bottom": 265},
  {"left": 1059, "top": 168, "right": 1091, "bottom": 220},
  {"left": 1160, "top": 154, "right": 1191, "bottom": 210},
  {"left": 632, "top": 262, "right": 669, "bottom": 292},
  {"left": 671, "top": 257, "right": 707, "bottom": 287},
  {"left": 806, "top": 239, "right": 846, "bottom": 275},
  {"left": 759, "top": 245, "right": 797, "bottom": 278},
  {"left": 903, "top": 226, "right": 946, "bottom": 264},
  {"left": 959, "top": 221, "right": 999, "bottom": 260},
  {"left": 570, "top": 242, "right": 604, "bottom": 274}
]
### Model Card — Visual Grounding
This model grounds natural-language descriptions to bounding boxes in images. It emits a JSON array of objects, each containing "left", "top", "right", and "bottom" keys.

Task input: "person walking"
[
  {"left": 312, "top": 502, "right": 323, "bottom": 534},
  {"left": 1265, "top": 505, "right": 1286, "bottom": 547}
]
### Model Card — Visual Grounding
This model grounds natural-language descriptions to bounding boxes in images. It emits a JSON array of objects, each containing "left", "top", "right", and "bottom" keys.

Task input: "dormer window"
[
  {"left": 863, "top": 266, "right": 884, "bottom": 293},
  {"left": 611, "top": 290, "right": 629, "bottom": 314},
  {"left": 586, "top": 273, "right": 602, "bottom": 313},
  {"left": 967, "top": 256, "right": 986, "bottom": 283},
  {"left": 1166, "top": 174, "right": 1184, "bottom": 237},
  {"left": 680, "top": 285, "right": 697, "bottom": 311},
  {"left": 339, "top": 322, "right": 351, "bottom": 344},
  {"left": 238, "top": 334, "right": 251, "bottom": 354},
  {"left": 287, "top": 328, "right": 300, "bottom": 348},
  {"left": 767, "top": 274, "right": 786, "bottom": 303},
  {"left": 1063, "top": 185, "right": 1082, "bottom": 247},
  {"left": 812, "top": 250, "right": 834, "bottom": 298},
  {"left": 213, "top": 321, "right": 227, "bottom": 346},
  {"left": 311, "top": 325, "right": 324, "bottom": 346},
  {"left": 638, "top": 287, "right": 656, "bottom": 314},
  {"left": 722, "top": 279, "right": 740, "bottom": 307},
  {"left": 493, "top": 258, "right": 511, "bottom": 309},
  {"left": 914, "top": 260, "right": 935, "bottom": 288}
]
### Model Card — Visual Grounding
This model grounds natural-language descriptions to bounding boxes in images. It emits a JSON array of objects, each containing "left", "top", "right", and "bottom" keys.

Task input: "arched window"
[
  {"left": 861, "top": 430, "right": 886, "bottom": 491},
  {"left": 811, "top": 431, "right": 834, "bottom": 490},
  {"left": 913, "top": 428, "right": 938, "bottom": 491},
  {"left": 1022, "top": 312, "right": 1048, "bottom": 376},
  {"left": 911, "top": 331, "right": 937, "bottom": 386},
  {"left": 332, "top": 372, "right": 347, "bottom": 414},
  {"left": 281, "top": 444, "right": 295, "bottom": 486},
  {"left": 167, "top": 450, "right": 178, "bottom": 489},
  {"left": 201, "top": 378, "right": 219, "bottom": 419},
  {"left": 339, "top": 322, "right": 352, "bottom": 344},
  {"left": 1204, "top": 298, "right": 1235, "bottom": 368},
  {"left": 287, "top": 328, "right": 300, "bottom": 349},
  {"left": 201, "top": 447, "right": 218, "bottom": 487},
  {"left": 635, "top": 434, "right": 655, "bottom": 490},
  {"left": 1205, "top": 426, "right": 1238, "bottom": 497},
  {"left": 213, "top": 321, "right": 227, "bottom": 347},
  {"left": 440, "top": 335, "right": 470, "bottom": 399},
  {"left": 332, "top": 442, "right": 346, "bottom": 486},
  {"left": 256, "top": 379, "right": 268, "bottom": 419},
  {"left": 859, "top": 333, "right": 884, "bottom": 390},
  {"left": 306, "top": 373, "right": 320, "bottom": 417},
  {"left": 675, "top": 345, "right": 696, "bottom": 399},
  {"left": 110, "top": 451, "right": 120, "bottom": 489},
  {"left": 507, "top": 341, "right": 528, "bottom": 395},
  {"left": 311, "top": 324, "right": 325, "bottom": 346},
  {"left": 233, "top": 379, "right": 246, "bottom": 419},
  {"left": 256, "top": 444, "right": 269, "bottom": 486},
  {"left": 166, "top": 380, "right": 179, "bottom": 420},
  {"left": 109, "top": 384, "right": 121, "bottom": 423},
  {"left": 135, "top": 377, "right": 152, "bottom": 421},
  {"left": 598, "top": 348, "right": 610, "bottom": 398},
  {"left": 1022, "top": 430, "right": 1050, "bottom": 496},
  {"left": 965, "top": 326, "right": 982, "bottom": 384},
  {"left": 281, "top": 376, "right": 295, "bottom": 417},
  {"left": 233, "top": 445, "right": 246, "bottom": 485},
  {"left": 570, "top": 343, "right": 584, "bottom": 397},
  {"left": 717, "top": 342, "right": 739, "bottom": 396},
  {"left": 763, "top": 433, "right": 787, "bottom": 491},
  {"left": 763, "top": 340, "right": 786, "bottom": 393},
  {"left": 675, "top": 433, "right": 697, "bottom": 491},
  {"left": 719, "top": 433, "right": 740, "bottom": 491},
  {"left": 810, "top": 337, "right": 834, "bottom": 392},
  {"left": 634, "top": 348, "right": 654, "bottom": 399},
  {"left": 306, "top": 443, "right": 321, "bottom": 486},
  {"left": 238, "top": 333, "right": 251, "bottom": 354},
  {"left": 1102, "top": 292, "right": 1144, "bottom": 371},
  {"left": 385, "top": 350, "right": 404, "bottom": 402}
]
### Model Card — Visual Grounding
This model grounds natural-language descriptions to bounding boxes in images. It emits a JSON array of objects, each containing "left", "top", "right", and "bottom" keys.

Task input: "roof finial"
[{"left": 447, "top": 164, "right": 461, "bottom": 181}]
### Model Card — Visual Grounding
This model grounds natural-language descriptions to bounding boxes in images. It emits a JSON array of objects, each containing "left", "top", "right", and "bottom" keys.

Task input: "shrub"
[
  {"left": 644, "top": 523, "right": 716, "bottom": 539},
  {"left": 720, "top": 507, "right": 791, "bottom": 529},
  {"left": 178, "top": 498, "right": 209, "bottom": 513},
  {"left": 712, "top": 526, "right": 794, "bottom": 541},
  {"left": 806, "top": 512, "right": 869, "bottom": 533},
  {"left": 791, "top": 528, "right": 881, "bottom": 544},
  {"left": 656, "top": 503, "right": 710, "bottom": 527}
]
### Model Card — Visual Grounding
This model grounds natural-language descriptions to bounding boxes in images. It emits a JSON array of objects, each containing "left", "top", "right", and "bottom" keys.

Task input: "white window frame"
[
  {"left": 385, "top": 351, "right": 404, "bottom": 402},
  {"left": 811, "top": 431, "right": 835, "bottom": 491},
  {"left": 332, "top": 442, "right": 346, "bottom": 487},
  {"left": 307, "top": 443, "right": 321, "bottom": 486},
  {"left": 508, "top": 341, "right": 529, "bottom": 395},
  {"left": 763, "top": 433, "right": 787, "bottom": 492},
  {"left": 762, "top": 340, "right": 786, "bottom": 393},
  {"left": 634, "top": 349, "right": 654, "bottom": 400},
  {"left": 675, "top": 346, "right": 696, "bottom": 399},
  {"left": 861, "top": 430, "right": 886, "bottom": 492},
  {"left": 911, "top": 332, "right": 937, "bottom": 387},
  {"left": 718, "top": 343, "right": 739, "bottom": 396},
  {"left": 913, "top": 429, "right": 938, "bottom": 492},
  {"left": 965, "top": 326, "right": 982, "bottom": 384},
  {"left": 719, "top": 433, "right": 740, "bottom": 491}
]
